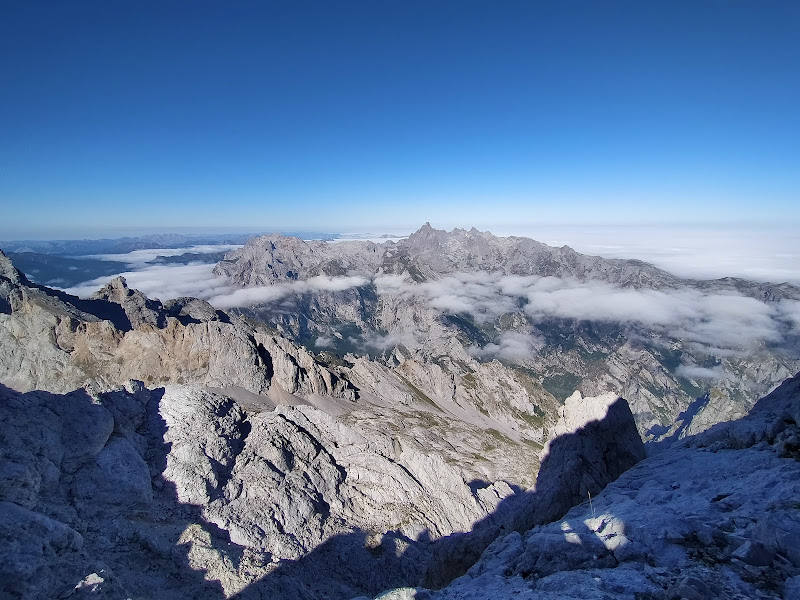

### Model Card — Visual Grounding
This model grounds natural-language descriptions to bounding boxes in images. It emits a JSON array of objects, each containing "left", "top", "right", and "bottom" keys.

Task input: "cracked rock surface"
[
  {"left": 387, "top": 373, "right": 800, "bottom": 600},
  {"left": 0, "top": 375, "right": 650, "bottom": 600}
]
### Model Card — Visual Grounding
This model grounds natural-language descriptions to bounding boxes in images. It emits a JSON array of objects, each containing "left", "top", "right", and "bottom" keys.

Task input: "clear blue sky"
[{"left": 1, "top": 1, "right": 798, "bottom": 238}]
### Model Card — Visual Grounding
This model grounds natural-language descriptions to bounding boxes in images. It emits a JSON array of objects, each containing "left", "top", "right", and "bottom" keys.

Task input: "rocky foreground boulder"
[
  {"left": 0, "top": 376, "right": 646, "bottom": 600},
  {"left": 377, "top": 373, "right": 800, "bottom": 600}
]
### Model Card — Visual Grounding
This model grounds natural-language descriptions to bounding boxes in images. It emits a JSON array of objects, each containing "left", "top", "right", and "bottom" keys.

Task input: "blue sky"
[{"left": 1, "top": 1, "right": 798, "bottom": 238}]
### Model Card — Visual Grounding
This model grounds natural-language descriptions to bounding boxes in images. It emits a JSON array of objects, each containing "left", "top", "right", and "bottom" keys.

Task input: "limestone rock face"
[
  {"left": 156, "top": 386, "right": 248, "bottom": 506},
  {"left": 0, "top": 254, "right": 355, "bottom": 400},
  {"left": 2, "top": 245, "right": 799, "bottom": 599},
  {"left": 73, "top": 436, "right": 153, "bottom": 510},
  {"left": 93, "top": 276, "right": 166, "bottom": 328},
  {"left": 389, "top": 372, "right": 800, "bottom": 600},
  {"left": 214, "top": 235, "right": 385, "bottom": 284},
  {"left": 0, "top": 381, "right": 511, "bottom": 599},
  {"left": 3, "top": 337, "right": 796, "bottom": 600},
  {"left": 535, "top": 391, "right": 646, "bottom": 525},
  {"left": 421, "top": 392, "right": 646, "bottom": 589},
  {"left": 0, "top": 501, "right": 84, "bottom": 598},
  {"left": 0, "top": 374, "right": 650, "bottom": 600},
  {"left": 156, "top": 386, "right": 516, "bottom": 559}
]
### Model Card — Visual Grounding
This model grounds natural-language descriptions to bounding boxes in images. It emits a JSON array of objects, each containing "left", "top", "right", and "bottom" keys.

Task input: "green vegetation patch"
[
  {"left": 519, "top": 410, "right": 545, "bottom": 428},
  {"left": 483, "top": 427, "right": 513, "bottom": 448},
  {"left": 397, "top": 375, "right": 441, "bottom": 411}
]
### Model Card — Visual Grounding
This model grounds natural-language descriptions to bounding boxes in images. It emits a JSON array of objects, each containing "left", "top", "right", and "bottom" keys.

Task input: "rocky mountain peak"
[
  {"left": 93, "top": 276, "right": 131, "bottom": 299},
  {"left": 0, "top": 249, "right": 27, "bottom": 284},
  {"left": 91, "top": 275, "right": 166, "bottom": 328},
  {"left": 403, "top": 221, "right": 443, "bottom": 246}
]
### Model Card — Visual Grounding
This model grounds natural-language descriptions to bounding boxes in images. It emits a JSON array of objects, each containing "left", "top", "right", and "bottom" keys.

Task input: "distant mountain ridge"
[
  {"left": 0, "top": 231, "right": 338, "bottom": 256},
  {"left": 211, "top": 224, "right": 800, "bottom": 443},
  {"left": 217, "top": 223, "right": 800, "bottom": 295},
  {"left": 215, "top": 222, "right": 681, "bottom": 288}
]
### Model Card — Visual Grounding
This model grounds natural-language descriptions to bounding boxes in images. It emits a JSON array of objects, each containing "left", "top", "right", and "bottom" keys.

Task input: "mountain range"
[
  {"left": 1, "top": 225, "right": 799, "bottom": 599},
  {"left": 214, "top": 224, "right": 800, "bottom": 442}
]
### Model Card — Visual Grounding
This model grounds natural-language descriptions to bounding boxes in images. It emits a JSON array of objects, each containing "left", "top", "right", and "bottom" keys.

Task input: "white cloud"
[
  {"left": 469, "top": 331, "right": 543, "bottom": 361},
  {"left": 517, "top": 279, "right": 782, "bottom": 349},
  {"left": 207, "top": 275, "right": 368, "bottom": 309},
  {"left": 305, "top": 274, "right": 370, "bottom": 292},
  {"left": 63, "top": 263, "right": 369, "bottom": 309},
  {"left": 63, "top": 263, "right": 234, "bottom": 300},
  {"left": 375, "top": 273, "right": 518, "bottom": 322},
  {"left": 89, "top": 244, "right": 243, "bottom": 266},
  {"left": 675, "top": 365, "right": 724, "bottom": 381},
  {"left": 777, "top": 300, "right": 800, "bottom": 333},
  {"left": 205, "top": 285, "right": 293, "bottom": 308},
  {"left": 314, "top": 335, "right": 335, "bottom": 349},
  {"left": 374, "top": 272, "right": 795, "bottom": 352},
  {"left": 330, "top": 235, "right": 407, "bottom": 244},
  {"left": 361, "top": 330, "right": 419, "bottom": 352}
]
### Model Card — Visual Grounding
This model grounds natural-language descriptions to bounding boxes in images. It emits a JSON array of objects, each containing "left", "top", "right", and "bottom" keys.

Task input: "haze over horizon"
[
  {"left": 2, "top": 1, "right": 799, "bottom": 238},
  {"left": 4, "top": 222, "right": 798, "bottom": 286}
]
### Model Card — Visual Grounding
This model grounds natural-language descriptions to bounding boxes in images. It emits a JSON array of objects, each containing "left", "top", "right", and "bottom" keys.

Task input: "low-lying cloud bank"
[
  {"left": 675, "top": 364, "right": 724, "bottom": 381},
  {"left": 375, "top": 273, "right": 800, "bottom": 352},
  {"left": 469, "top": 330, "right": 544, "bottom": 361},
  {"left": 206, "top": 275, "right": 369, "bottom": 309},
  {"left": 63, "top": 263, "right": 369, "bottom": 308},
  {"left": 64, "top": 264, "right": 231, "bottom": 300},
  {"left": 64, "top": 264, "right": 800, "bottom": 356},
  {"left": 90, "top": 244, "right": 243, "bottom": 266}
]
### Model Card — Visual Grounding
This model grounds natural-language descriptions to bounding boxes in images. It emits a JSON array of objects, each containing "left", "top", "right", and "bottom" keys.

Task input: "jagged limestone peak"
[{"left": 0, "top": 249, "right": 27, "bottom": 284}]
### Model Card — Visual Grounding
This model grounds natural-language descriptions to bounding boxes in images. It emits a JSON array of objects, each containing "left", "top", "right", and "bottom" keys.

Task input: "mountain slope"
[
  {"left": 0, "top": 376, "right": 644, "bottom": 599},
  {"left": 0, "top": 249, "right": 557, "bottom": 489},
  {"left": 211, "top": 225, "right": 800, "bottom": 442},
  {"left": 377, "top": 372, "right": 800, "bottom": 600}
]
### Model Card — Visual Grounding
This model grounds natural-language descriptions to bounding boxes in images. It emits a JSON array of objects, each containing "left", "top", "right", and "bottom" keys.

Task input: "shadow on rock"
[{"left": 0, "top": 384, "right": 644, "bottom": 600}]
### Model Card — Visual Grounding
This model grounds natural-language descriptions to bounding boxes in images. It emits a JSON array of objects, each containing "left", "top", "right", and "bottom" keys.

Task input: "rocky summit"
[{"left": 1, "top": 232, "right": 800, "bottom": 600}]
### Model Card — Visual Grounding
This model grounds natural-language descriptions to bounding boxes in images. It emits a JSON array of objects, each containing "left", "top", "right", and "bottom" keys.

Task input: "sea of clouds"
[
  {"left": 64, "top": 258, "right": 800, "bottom": 358},
  {"left": 58, "top": 223, "right": 800, "bottom": 372},
  {"left": 375, "top": 272, "right": 800, "bottom": 353},
  {"left": 88, "top": 244, "right": 244, "bottom": 267}
]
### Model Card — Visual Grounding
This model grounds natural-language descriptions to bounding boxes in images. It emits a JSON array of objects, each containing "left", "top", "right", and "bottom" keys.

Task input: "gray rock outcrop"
[
  {"left": 0, "top": 372, "right": 649, "bottom": 600},
  {"left": 422, "top": 390, "right": 646, "bottom": 588},
  {"left": 385, "top": 372, "right": 800, "bottom": 599},
  {"left": 2, "top": 242, "right": 799, "bottom": 600},
  {"left": 0, "top": 250, "right": 354, "bottom": 400}
]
